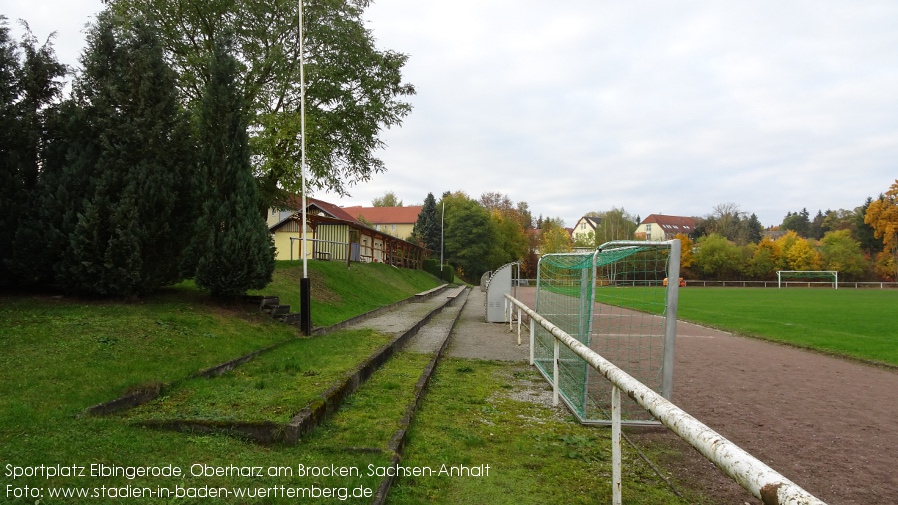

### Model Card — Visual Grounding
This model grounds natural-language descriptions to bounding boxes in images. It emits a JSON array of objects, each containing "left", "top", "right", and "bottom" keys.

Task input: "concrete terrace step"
[
  {"left": 86, "top": 286, "right": 470, "bottom": 448},
  {"left": 326, "top": 286, "right": 471, "bottom": 504},
  {"left": 403, "top": 288, "right": 469, "bottom": 354}
]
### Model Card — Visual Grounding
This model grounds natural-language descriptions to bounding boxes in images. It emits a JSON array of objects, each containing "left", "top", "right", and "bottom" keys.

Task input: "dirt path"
[
  {"left": 668, "top": 325, "right": 898, "bottom": 505},
  {"left": 452, "top": 287, "right": 898, "bottom": 504}
]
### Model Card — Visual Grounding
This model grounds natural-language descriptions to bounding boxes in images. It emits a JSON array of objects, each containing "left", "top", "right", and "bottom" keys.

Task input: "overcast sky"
[{"left": 4, "top": 0, "right": 897, "bottom": 227}]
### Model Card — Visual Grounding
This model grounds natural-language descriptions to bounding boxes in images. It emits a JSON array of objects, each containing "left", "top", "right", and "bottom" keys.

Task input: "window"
[
  {"left": 392, "top": 224, "right": 396, "bottom": 231},
  {"left": 645, "top": 224, "right": 652, "bottom": 238},
  {"left": 581, "top": 222, "right": 586, "bottom": 230}
]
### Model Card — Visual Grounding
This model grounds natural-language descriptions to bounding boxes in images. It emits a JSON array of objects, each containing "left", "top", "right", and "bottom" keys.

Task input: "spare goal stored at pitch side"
[
  {"left": 533, "top": 240, "right": 681, "bottom": 425},
  {"left": 777, "top": 270, "right": 838, "bottom": 289}
]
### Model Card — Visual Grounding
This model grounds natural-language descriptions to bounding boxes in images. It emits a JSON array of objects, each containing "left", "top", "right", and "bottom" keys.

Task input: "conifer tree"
[
  {"left": 1, "top": 18, "right": 66, "bottom": 286},
  {"left": 56, "top": 12, "right": 195, "bottom": 297},
  {"left": 192, "top": 34, "right": 274, "bottom": 298},
  {"left": 0, "top": 19, "right": 21, "bottom": 285},
  {"left": 412, "top": 192, "right": 440, "bottom": 253}
]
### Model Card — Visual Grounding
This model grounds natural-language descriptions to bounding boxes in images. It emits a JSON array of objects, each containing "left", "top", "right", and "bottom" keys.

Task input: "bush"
[
  {"left": 440, "top": 265, "right": 455, "bottom": 283},
  {"left": 423, "top": 258, "right": 439, "bottom": 277}
]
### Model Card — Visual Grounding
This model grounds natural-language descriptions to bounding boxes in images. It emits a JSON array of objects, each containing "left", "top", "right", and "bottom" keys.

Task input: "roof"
[
  {"left": 575, "top": 216, "right": 603, "bottom": 230},
  {"left": 283, "top": 195, "right": 361, "bottom": 223},
  {"left": 342, "top": 206, "right": 423, "bottom": 225},
  {"left": 640, "top": 214, "right": 696, "bottom": 234}
]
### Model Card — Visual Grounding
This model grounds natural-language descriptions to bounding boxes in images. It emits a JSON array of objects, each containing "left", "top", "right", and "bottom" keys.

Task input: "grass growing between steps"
[
  {"left": 124, "top": 329, "right": 394, "bottom": 423},
  {"left": 304, "top": 351, "right": 434, "bottom": 452},
  {"left": 248, "top": 260, "right": 443, "bottom": 327},
  {"left": 389, "top": 359, "right": 708, "bottom": 505}
]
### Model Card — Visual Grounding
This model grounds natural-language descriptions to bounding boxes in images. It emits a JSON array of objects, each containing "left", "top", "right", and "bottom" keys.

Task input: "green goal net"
[{"left": 534, "top": 241, "right": 680, "bottom": 425}]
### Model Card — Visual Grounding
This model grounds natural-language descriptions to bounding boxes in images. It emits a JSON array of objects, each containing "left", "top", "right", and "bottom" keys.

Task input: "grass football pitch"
[{"left": 673, "top": 287, "right": 898, "bottom": 367}]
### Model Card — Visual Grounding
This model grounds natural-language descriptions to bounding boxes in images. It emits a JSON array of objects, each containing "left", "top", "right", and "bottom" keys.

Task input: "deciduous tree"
[
  {"left": 820, "top": 230, "right": 867, "bottom": 280},
  {"left": 372, "top": 190, "right": 403, "bottom": 207},
  {"left": 103, "top": 0, "right": 415, "bottom": 210},
  {"left": 539, "top": 217, "right": 571, "bottom": 255},
  {"left": 864, "top": 180, "right": 898, "bottom": 279},
  {"left": 441, "top": 191, "right": 495, "bottom": 282},
  {"left": 693, "top": 234, "right": 743, "bottom": 280},
  {"left": 593, "top": 207, "right": 638, "bottom": 244}
]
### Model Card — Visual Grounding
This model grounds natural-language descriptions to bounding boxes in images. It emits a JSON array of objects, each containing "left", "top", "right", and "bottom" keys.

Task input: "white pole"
[
  {"left": 440, "top": 201, "right": 444, "bottom": 268},
  {"left": 612, "top": 384, "right": 622, "bottom": 505},
  {"left": 552, "top": 338, "right": 559, "bottom": 406},
  {"left": 299, "top": 0, "right": 308, "bottom": 278}
]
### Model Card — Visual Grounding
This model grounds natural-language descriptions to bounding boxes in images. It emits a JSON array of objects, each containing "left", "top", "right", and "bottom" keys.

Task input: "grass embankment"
[
  {"left": 250, "top": 260, "right": 442, "bottom": 327},
  {"left": 0, "top": 261, "right": 700, "bottom": 504}
]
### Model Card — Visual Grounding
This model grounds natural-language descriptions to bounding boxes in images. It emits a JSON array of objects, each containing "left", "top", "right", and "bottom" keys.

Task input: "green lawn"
[
  {"left": 585, "top": 285, "right": 898, "bottom": 366},
  {"left": 676, "top": 288, "right": 898, "bottom": 366},
  {"left": 0, "top": 262, "right": 709, "bottom": 504},
  {"left": 0, "top": 261, "right": 444, "bottom": 503}
]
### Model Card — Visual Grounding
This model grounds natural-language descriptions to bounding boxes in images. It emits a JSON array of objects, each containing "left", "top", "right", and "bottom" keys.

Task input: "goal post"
[{"left": 776, "top": 270, "right": 838, "bottom": 289}]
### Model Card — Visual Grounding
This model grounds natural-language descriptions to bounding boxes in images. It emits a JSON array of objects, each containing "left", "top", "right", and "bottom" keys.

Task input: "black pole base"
[{"left": 300, "top": 277, "right": 311, "bottom": 336}]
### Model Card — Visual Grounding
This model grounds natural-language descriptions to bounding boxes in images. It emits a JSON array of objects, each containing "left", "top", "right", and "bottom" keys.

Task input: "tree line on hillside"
[
  {"left": 0, "top": 15, "right": 273, "bottom": 297},
  {"left": 681, "top": 195, "right": 897, "bottom": 281},
  {"left": 404, "top": 190, "right": 633, "bottom": 283},
  {"left": 404, "top": 185, "right": 898, "bottom": 283}
]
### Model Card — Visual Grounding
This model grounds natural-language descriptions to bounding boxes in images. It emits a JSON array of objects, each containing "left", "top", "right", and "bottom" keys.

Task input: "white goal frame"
[{"left": 776, "top": 270, "right": 838, "bottom": 289}]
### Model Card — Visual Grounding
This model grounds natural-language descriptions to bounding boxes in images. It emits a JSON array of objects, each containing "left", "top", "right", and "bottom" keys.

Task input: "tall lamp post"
[{"left": 298, "top": 0, "right": 311, "bottom": 335}]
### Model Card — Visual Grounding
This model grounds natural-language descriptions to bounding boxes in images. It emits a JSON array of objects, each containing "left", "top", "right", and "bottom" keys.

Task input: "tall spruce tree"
[
  {"left": 1, "top": 19, "right": 67, "bottom": 287},
  {"left": 192, "top": 34, "right": 274, "bottom": 298},
  {"left": 0, "top": 19, "right": 21, "bottom": 285},
  {"left": 55, "top": 12, "right": 195, "bottom": 297},
  {"left": 412, "top": 192, "right": 440, "bottom": 253}
]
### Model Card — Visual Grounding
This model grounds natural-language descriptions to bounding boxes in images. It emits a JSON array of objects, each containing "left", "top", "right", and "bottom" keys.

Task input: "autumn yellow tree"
[
  {"left": 539, "top": 218, "right": 572, "bottom": 254},
  {"left": 674, "top": 233, "right": 694, "bottom": 270},
  {"left": 864, "top": 180, "right": 898, "bottom": 279},
  {"left": 785, "top": 238, "right": 822, "bottom": 271},
  {"left": 775, "top": 231, "right": 820, "bottom": 270}
]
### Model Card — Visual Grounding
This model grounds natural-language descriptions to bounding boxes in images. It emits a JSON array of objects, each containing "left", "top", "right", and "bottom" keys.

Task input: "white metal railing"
[{"left": 504, "top": 293, "right": 826, "bottom": 505}]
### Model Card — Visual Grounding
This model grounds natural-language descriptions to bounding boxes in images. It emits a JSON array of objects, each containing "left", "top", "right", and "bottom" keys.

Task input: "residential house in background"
[
  {"left": 267, "top": 196, "right": 426, "bottom": 268},
  {"left": 570, "top": 215, "right": 602, "bottom": 244},
  {"left": 635, "top": 214, "right": 696, "bottom": 241},
  {"left": 341, "top": 206, "right": 422, "bottom": 241}
]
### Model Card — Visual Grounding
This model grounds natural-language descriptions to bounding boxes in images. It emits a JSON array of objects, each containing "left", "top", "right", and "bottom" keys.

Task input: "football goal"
[
  {"left": 776, "top": 270, "right": 838, "bottom": 289},
  {"left": 533, "top": 240, "right": 681, "bottom": 425}
]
